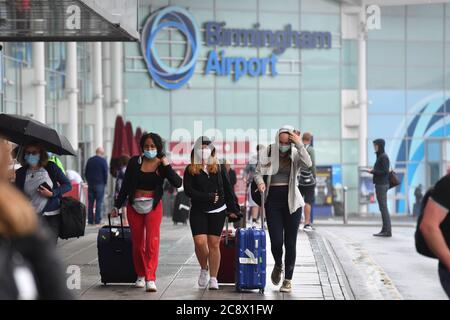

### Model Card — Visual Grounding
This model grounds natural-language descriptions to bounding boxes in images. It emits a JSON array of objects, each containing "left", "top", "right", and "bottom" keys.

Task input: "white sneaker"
[
  {"left": 134, "top": 277, "right": 145, "bottom": 288},
  {"left": 208, "top": 277, "right": 219, "bottom": 290},
  {"left": 145, "top": 281, "right": 157, "bottom": 292},
  {"left": 198, "top": 269, "right": 209, "bottom": 288}
]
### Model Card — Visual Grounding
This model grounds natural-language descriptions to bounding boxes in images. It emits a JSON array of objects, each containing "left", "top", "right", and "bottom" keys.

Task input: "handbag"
[
  {"left": 132, "top": 197, "right": 154, "bottom": 214},
  {"left": 298, "top": 169, "right": 316, "bottom": 187},
  {"left": 388, "top": 170, "right": 400, "bottom": 189},
  {"left": 59, "top": 197, "right": 87, "bottom": 239}
]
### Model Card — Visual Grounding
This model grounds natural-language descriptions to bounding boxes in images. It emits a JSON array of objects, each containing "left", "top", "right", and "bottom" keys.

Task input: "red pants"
[{"left": 127, "top": 201, "right": 163, "bottom": 281}]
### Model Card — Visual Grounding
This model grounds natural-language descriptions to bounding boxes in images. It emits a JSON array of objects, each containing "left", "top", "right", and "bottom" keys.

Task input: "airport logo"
[
  {"left": 142, "top": 6, "right": 332, "bottom": 90},
  {"left": 141, "top": 6, "right": 200, "bottom": 90}
]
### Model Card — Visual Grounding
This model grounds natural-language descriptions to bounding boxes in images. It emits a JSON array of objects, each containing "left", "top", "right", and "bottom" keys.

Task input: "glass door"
[{"left": 426, "top": 140, "right": 442, "bottom": 186}]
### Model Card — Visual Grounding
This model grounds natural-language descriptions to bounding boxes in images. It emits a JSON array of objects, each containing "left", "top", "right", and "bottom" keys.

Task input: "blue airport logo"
[
  {"left": 141, "top": 6, "right": 331, "bottom": 90},
  {"left": 141, "top": 6, "right": 200, "bottom": 90}
]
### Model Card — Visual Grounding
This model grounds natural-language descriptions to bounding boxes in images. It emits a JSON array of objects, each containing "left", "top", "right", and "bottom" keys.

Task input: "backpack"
[
  {"left": 415, "top": 188, "right": 450, "bottom": 258},
  {"left": 59, "top": 197, "right": 87, "bottom": 240}
]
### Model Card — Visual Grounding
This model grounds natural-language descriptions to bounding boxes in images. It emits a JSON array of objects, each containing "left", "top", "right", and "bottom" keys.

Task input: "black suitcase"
[
  {"left": 97, "top": 214, "right": 137, "bottom": 285},
  {"left": 172, "top": 191, "right": 190, "bottom": 225},
  {"left": 59, "top": 197, "right": 87, "bottom": 240}
]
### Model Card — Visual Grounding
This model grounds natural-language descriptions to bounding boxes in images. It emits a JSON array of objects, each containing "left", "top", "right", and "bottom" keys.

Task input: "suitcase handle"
[
  {"left": 259, "top": 191, "right": 265, "bottom": 230},
  {"left": 225, "top": 217, "right": 230, "bottom": 246},
  {"left": 107, "top": 213, "right": 126, "bottom": 240}
]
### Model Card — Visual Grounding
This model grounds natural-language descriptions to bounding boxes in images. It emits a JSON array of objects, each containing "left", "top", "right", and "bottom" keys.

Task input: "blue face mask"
[
  {"left": 143, "top": 150, "right": 158, "bottom": 159},
  {"left": 279, "top": 145, "right": 291, "bottom": 153},
  {"left": 25, "top": 154, "right": 40, "bottom": 167}
]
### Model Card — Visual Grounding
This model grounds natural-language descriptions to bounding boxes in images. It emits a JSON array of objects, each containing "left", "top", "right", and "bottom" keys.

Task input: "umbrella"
[
  {"left": 110, "top": 116, "right": 130, "bottom": 177},
  {"left": 0, "top": 113, "right": 76, "bottom": 156},
  {"left": 125, "top": 121, "right": 139, "bottom": 157},
  {"left": 135, "top": 127, "right": 143, "bottom": 148},
  {"left": 111, "top": 116, "right": 127, "bottom": 159}
]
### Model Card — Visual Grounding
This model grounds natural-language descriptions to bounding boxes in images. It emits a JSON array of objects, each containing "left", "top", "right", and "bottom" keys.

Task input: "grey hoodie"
[{"left": 254, "top": 127, "right": 312, "bottom": 214}]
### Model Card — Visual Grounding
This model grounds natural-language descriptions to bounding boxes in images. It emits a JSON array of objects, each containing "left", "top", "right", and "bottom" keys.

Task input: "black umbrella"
[{"left": 0, "top": 113, "right": 76, "bottom": 156}]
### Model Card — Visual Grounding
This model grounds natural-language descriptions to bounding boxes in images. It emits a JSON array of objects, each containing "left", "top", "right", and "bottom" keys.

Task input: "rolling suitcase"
[
  {"left": 235, "top": 191, "right": 266, "bottom": 293},
  {"left": 97, "top": 214, "right": 137, "bottom": 285},
  {"left": 172, "top": 190, "right": 190, "bottom": 225},
  {"left": 217, "top": 218, "right": 236, "bottom": 284}
]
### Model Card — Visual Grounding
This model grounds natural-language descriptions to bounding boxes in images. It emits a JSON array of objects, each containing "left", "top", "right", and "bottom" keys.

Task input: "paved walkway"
[{"left": 57, "top": 218, "right": 353, "bottom": 300}]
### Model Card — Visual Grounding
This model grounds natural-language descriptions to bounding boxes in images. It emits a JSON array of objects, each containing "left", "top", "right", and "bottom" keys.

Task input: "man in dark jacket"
[
  {"left": 369, "top": 139, "right": 392, "bottom": 237},
  {"left": 85, "top": 147, "right": 108, "bottom": 225}
]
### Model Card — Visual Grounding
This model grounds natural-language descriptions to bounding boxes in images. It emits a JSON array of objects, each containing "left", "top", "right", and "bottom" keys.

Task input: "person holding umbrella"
[{"left": 14, "top": 141, "right": 72, "bottom": 243}]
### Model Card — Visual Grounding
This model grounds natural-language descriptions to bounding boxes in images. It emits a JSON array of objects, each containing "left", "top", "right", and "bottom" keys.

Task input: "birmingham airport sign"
[{"left": 141, "top": 6, "right": 332, "bottom": 90}]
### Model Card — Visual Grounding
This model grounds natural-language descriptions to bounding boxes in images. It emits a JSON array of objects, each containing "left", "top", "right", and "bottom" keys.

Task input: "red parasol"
[
  {"left": 125, "top": 121, "right": 140, "bottom": 157},
  {"left": 110, "top": 116, "right": 130, "bottom": 177},
  {"left": 135, "top": 127, "right": 143, "bottom": 149}
]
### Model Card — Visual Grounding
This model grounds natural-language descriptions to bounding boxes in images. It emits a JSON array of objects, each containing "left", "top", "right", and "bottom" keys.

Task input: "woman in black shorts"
[{"left": 183, "top": 136, "right": 240, "bottom": 290}]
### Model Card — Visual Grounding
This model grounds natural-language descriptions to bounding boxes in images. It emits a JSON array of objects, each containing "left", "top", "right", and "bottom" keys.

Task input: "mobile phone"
[{"left": 39, "top": 182, "right": 52, "bottom": 191}]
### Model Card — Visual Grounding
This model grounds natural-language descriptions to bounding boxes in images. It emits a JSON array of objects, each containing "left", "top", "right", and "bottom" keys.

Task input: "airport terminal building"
[{"left": 0, "top": 0, "right": 449, "bottom": 215}]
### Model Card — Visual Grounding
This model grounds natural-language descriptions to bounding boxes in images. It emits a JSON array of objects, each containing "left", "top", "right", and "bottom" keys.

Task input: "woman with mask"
[
  {"left": 15, "top": 141, "right": 72, "bottom": 243},
  {"left": 183, "top": 136, "right": 240, "bottom": 290},
  {"left": 254, "top": 126, "right": 312, "bottom": 293},
  {"left": 111, "top": 133, "right": 182, "bottom": 293}
]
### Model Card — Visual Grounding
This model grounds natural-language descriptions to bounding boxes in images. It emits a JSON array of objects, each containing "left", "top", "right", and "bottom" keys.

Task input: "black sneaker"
[{"left": 271, "top": 265, "right": 283, "bottom": 286}]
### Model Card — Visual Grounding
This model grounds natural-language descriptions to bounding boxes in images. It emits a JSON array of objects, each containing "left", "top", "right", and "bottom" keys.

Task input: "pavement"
[
  {"left": 56, "top": 216, "right": 448, "bottom": 300},
  {"left": 57, "top": 218, "right": 352, "bottom": 300},
  {"left": 317, "top": 225, "right": 448, "bottom": 300}
]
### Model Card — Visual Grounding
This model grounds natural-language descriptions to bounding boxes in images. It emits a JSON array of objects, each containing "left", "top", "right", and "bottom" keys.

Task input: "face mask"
[
  {"left": 25, "top": 154, "right": 40, "bottom": 167},
  {"left": 279, "top": 145, "right": 291, "bottom": 153},
  {"left": 143, "top": 150, "right": 157, "bottom": 159},
  {"left": 196, "top": 148, "right": 211, "bottom": 160}
]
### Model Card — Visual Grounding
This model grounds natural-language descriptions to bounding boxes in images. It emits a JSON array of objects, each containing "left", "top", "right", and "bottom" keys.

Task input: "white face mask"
[{"left": 196, "top": 148, "right": 212, "bottom": 160}]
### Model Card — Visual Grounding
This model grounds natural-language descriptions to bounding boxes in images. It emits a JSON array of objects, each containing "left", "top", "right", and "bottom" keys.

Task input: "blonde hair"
[
  {"left": 0, "top": 138, "right": 37, "bottom": 236},
  {"left": 188, "top": 154, "right": 220, "bottom": 175},
  {"left": 0, "top": 183, "right": 37, "bottom": 236}
]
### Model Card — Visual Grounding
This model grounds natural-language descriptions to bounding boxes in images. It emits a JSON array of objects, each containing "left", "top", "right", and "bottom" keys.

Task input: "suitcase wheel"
[
  {"left": 103, "top": 283, "right": 107, "bottom": 286},
  {"left": 259, "top": 288, "right": 264, "bottom": 294}
]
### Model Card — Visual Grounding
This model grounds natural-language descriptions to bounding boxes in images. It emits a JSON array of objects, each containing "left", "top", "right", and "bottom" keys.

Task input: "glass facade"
[
  {"left": 0, "top": 42, "right": 94, "bottom": 172},
  {"left": 0, "top": 1, "right": 448, "bottom": 216},
  {"left": 126, "top": 0, "right": 342, "bottom": 141},
  {"left": 125, "top": 0, "right": 353, "bottom": 213},
  {"left": 366, "top": 4, "right": 450, "bottom": 214},
  {"left": 123, "top": 0, "right": 450, "bottom": 215}
]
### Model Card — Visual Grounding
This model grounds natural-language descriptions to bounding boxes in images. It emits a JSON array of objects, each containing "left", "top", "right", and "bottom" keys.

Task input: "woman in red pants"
[{"left": 111, "top": 132, "right": 182, "bottom": 292}]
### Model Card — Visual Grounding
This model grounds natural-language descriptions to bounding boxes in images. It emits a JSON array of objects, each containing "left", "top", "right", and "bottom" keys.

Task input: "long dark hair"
[{"left": 140, "top": 132, "right": 164, "bottom": 155}]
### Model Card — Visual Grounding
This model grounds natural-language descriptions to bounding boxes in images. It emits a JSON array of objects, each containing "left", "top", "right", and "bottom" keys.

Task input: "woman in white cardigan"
[{"left": 254, "top": 125, "right": 312, "bottom": 293}]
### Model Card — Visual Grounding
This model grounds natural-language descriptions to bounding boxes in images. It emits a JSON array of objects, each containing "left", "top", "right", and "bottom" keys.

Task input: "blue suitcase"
[{"left": 235, "top": 191, "right": 266, "bottom": 293}]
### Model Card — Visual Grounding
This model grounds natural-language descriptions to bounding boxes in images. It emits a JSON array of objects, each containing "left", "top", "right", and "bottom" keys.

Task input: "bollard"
[{"left": 343, "top": 186, "right": 348, "bottom": 225}]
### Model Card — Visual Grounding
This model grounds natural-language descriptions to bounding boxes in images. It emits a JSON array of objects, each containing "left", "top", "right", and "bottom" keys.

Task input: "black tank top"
[{"left": 136, "top": 171, "right": 158, "bottom": 191}]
